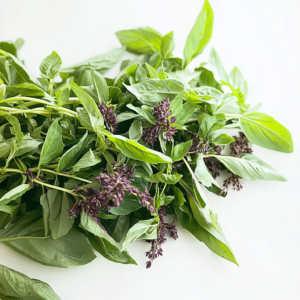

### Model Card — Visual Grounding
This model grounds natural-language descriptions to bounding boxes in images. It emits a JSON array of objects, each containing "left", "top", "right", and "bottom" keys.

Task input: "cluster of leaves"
[{"left": 0, "top": 0, "right": 293, "bottom": 299}]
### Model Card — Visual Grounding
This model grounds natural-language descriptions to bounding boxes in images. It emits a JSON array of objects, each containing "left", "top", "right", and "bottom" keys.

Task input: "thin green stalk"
[
  {"left": 0, "top": 97, "right": 55, "bottom": 106},
  {"left": 160, "top": 183, "right": 167, "bottom": 196},
  {"left": 1, "top": 168, "right": 24, "bottom": 174},
  {"left": 33, "top": 179, "right": 78, "bottom": 197},
  {"left": 39, "top": 169, "right": 92, "bottom": 183}
]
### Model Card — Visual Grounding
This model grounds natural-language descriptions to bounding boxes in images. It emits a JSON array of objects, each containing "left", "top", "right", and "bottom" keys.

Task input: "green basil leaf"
[
  {"left": 126, "top": 63, "right": 147, "bottom": 84},
  {"left": 40, "top": 194, "right": 50, "bottom": 237},
  {"left": 0, "top": 50, "right": 41, "bottom": 87},
  {"left": 126, "top": 104, "right": 155, "bottom": 124},
  {"left": 121, "top": 218, "right": 159, "bottom": 251},
  {"left": 161, "top": 31, "right": 175, "bottom": 59},
  {"left": 81, "top": 212, "right": 136, "bottom": 265},
  {"left": 198, "top": 112, "right": 225, "bottom": 138},
  {"left": 39, "top": 51, "right": 62, "bottom": 80},
  {"left": 194, "top": 154, "right": 219, "bottom": 187},
  {"left": 3, "top": 114, "right": 23, "bottom": 144},
  {"left": 39, "top": 118, "right": 64, "bottom": 166},
  {"left": 209, "top": 47, "right": 229, "bottom": 83},
  {"left": 229, "top": 67, "right": 248, "bottom": 98},
  {"left": 212, "top": 153, "right": 286, "bottom": 181},
  {"left": 129, "top": 120, "right": 143, "bottom": 141},
  {"left": 183, "top": 0, "right": 214, "bottom": 66},
  {"left": 175, "top": 102, "right": 196, "bottom": 125},
  {"left": 124, "top": 78, "right": 188, "bottom": 106},
  {"left": 116, "top": 112, "right": 138, "bottom": 123},
  {"left": 55, "top": 88, "right": 70, "bottom": 106},
  {"left": 145, "top": 62, "right": 160, "bottom": 79},
  {"left": 0, "top": 184, "right": 31, "bottom": 207},
  {"left": 216, "top": 96, "right": 242, "bottom": 114},
  {"left": 147, "top": 171, "right": 182, "bottom": 184},
  {"left": 107, "top": 134, "right": 172, "bottom": 164},
  {"left": 210, "top": 133, "right": 235, "bottom": 145},
  {"left": 59, "top": 47, "right": 125, "bottom": 78},
  {"left": 108, "top": 215, "right": 130, "bottom": 242},
  {"left": 170, "top": 91, "right": 184, "bottom": 117},
  {"left": 2, "top": 228, "right": 96, "bottom": 268},
  {"left": 72, "top": 149, "right": 102, "bottom": 173},
  {"left": 57, "top": 131, "right": 88, "bottom": 172},
  {"left": 115, "top": 27, "right": 162, "bottom": 55},
  {"left": 238, "top": 112, "right": 293, "bottom": 153},
  {"left": 72, "top": 83, "right": 104, "bottom": 132},
  {"left": 5, "top": 83, "right": 53, "bottom": 101},
  {"left": 197, "top": 67, "right": 222, "bottom": 90},
  {"left": 171, "top": 140, "right": 192, "bottom": 162},
  {"left": 0, "top": 264, "right": 60, "bottom": 300},
  {"left": 175, "top": 204, "right": 238, "bottom": 265},
  {"left": 48, "top": 185, "right": 74, "bottom": 239},
  {"left": 92, "top": 70, "right": 108, "bottom": 104},
  {"left": 109, "top": 194, "right": 142, "bottom": 215},
  {"left": 16, "top": 136, "right": 42, "bottom": 157}
]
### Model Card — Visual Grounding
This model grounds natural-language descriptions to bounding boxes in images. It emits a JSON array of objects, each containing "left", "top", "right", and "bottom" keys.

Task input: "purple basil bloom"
[
  {"left": 98, "top": 104, "right": 118, "bottom": 133},
  {"left": 145, "top": 206, "right": 178, "bottom": 268},
  {"left": 144, "top": 98, "right": 177, "bottom": 146},
  {"left": 230, "top": 131, "right": 253, "bottom": 157},
  {"left": 68, "top": 164, "right": 154, "bottom": 221}
]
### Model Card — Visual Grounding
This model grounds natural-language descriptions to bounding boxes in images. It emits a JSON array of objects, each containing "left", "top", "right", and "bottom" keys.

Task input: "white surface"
[{"left": 1, "top": 0, "right": 300, "bottom": 299}]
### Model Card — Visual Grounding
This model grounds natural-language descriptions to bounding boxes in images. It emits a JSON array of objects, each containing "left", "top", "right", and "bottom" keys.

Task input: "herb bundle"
[{"left": 0, "top": 0, "right": 293, "bottom": 298}]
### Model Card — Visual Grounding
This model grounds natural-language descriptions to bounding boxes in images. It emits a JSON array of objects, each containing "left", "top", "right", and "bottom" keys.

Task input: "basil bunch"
[{"left": 0, "top": 0, "right": 293, "bottom": 298}]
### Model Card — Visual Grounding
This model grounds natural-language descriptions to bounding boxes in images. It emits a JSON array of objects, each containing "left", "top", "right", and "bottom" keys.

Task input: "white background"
[{"left": 1, "top": 0, "right": 300, "bottom": 299}]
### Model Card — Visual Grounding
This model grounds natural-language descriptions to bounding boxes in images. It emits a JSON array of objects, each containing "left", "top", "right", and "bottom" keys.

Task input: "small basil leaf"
[{"left": 39, "top": 118, "right": 64, "bottom": 166}]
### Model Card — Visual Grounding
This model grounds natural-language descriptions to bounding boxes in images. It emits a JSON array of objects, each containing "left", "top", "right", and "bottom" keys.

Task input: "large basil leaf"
[
  {"left": 121, "top": 218, "right": 159, "bottom": 251},
  {"left": 81, "top": 212, "right": 136, "bottom": 265},
  {"left": 115, "top": 27, "right": 162, "bottom": 55},
  {"left": 107, "top": 135, "right": 172, "bottom": 164},
  {"left": 238, "top": 112, "right": 293, "bottom": 153},
  {"left": 171, "top": 140, "right": 192, "bottom": 162},
  {"left": 124, "top": 78, "right": 188, "bottom": 106},
  {"left": 175, "top": 204, "right": 237, "bottom": 265},
  {"left": 183, "top": 0, "right": 214, "bottom": 66},
  {"left": 2, "top": 228, "right": 96, "bottom": 268},
  {"left": 39, "top": 51, "right": 62, "bottom": 80},
  {"left": 0, "top": 264, "right": 60, "bottom": 300},
  {"left": 72, "top": 149, "right": 102, "bottom": 173},
  {"left": 57, "top": 131, "right": 88, "bottom": 172},
  {"left": 39, "top": 118, "right": 64, "bottom": 166},
  {"left": 212, "top": 153, "right": 286, "bottom": 181},
  {"left": 59, "top": 47, "right": 125, "bottom": 78}
]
